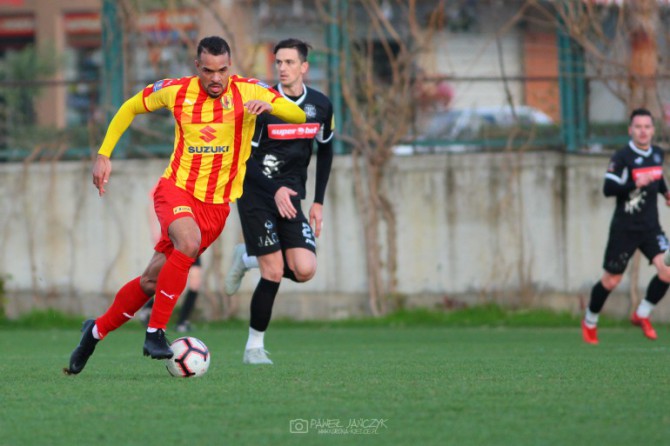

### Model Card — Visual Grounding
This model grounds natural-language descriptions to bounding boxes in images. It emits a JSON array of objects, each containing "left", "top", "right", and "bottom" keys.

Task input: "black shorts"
[
  {"left": 602, "top": 227, "right": 669, "bottom": 274},
  {"left": 236, "top": 190, "right": 316, "bottom": 257}
]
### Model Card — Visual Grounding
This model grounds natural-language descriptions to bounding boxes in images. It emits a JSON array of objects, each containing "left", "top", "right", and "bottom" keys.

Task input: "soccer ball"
[{"left": 165, "top": 337, "right": 210, "bottom": 378}]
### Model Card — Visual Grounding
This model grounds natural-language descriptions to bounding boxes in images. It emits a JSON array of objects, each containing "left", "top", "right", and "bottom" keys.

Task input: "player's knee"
[
  {"left": 657, "top": 269, "right": 670, "bottom": 283},
  {"left": 601, "top": 274, "right": 622, "bottom": 290},
  {"left": 261, "top": 266, "right": 284, "bottom": 282},
  {"left": 173, "top": 239, "right": 200, "bottom": 258},
  {"left": 139, "top": 276, "right": 157, "bottom": 295},
  {"left": 292, "top": 264, "right": 316, "bottom": 282}
]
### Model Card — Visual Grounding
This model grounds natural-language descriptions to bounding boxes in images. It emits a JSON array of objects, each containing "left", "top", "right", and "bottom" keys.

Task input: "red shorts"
[{"left": 152, "top": 178, "right": 230, "bottom": 258}]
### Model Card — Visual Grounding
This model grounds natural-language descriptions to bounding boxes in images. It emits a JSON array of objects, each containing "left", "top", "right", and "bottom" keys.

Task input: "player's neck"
[
  {"left": 630, "top": 140, "right": 651, "bottom": 151},
  {"left": 280, "top": 82, "right": 304, "bottom": 98}
]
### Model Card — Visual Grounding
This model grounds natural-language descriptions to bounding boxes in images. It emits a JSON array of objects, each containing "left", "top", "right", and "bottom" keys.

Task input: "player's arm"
[
  {"left": 310, "top": 109, "right": 335, "bottom": 237},
  {"left": 93, "top": 91, "right": 149, "bottom": 196},
  {"left": 269, "top": 96, "right": 306, "bottom": 124},
  {"left": 655, "top": 152, "right": 670, "bottom": 205},
  {"left": 603, "top": 152, "right": 636, "bottom": 197}
]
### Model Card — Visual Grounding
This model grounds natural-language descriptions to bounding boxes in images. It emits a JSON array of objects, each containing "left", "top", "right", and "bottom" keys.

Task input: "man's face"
[
  {"left": 195, "top": 51, "right": 231, "bottom": 98},
  {"left": 629, "top": 115, "right": 655, "bottom": 149},
  {"left": 274, "top": 48, "right": 308, "bottom": 89}
]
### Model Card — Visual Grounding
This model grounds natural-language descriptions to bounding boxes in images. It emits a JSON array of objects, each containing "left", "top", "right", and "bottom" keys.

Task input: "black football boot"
[
  {"left": 63, "top": 319, "right": 99, "bottom": 375},
  {"left": 143, "top": 329, "right": 173, "bottom": 359}
]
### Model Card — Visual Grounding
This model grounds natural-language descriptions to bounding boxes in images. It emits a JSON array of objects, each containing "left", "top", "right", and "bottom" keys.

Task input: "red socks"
[
  {"left": 148, "top": 250, "right": 196, "bottom": 330},
  {"left": 96, "top": 276, "right": 150, "bottom": 339}
]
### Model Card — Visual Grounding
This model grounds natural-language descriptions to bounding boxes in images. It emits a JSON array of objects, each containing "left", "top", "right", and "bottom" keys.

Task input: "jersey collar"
[
  {"left": 629, "top": 140, "right": 652, "bottom": 157},
  {"left": 277, "top": 83, "right": 307, "bottom": 106}
]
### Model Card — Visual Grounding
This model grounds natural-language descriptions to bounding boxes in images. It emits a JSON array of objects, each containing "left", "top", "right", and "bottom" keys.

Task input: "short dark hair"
[
  {"left": 197, "top": 36, "right": 231, "bottom": 59},
  {"left": 630, "top": 108, "right": 653, "bottom": 124},
  {"left": 273, "top": 38, "right": 311, "bottom": 62}
]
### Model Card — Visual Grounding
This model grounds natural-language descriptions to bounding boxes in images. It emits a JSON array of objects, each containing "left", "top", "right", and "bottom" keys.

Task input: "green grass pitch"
[{"left": 0, "top": 324, "right": 669, "bottom": 445}]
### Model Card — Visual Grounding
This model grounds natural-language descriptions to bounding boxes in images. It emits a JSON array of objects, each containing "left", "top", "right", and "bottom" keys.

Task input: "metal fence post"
[
  {"left": 558, "top": 24, "right": 587, "bottom": 152},
  {"left": 328, "top": 0, "right": 345, "bottom": 155},
  {"left": 101, "top": 0, "right": 126, "bottom": 158}
]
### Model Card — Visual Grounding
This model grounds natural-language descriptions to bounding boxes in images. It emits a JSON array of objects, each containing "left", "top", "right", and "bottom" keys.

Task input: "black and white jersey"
[
  {"left": 604, "top": 141, "right": 668, "bottom": 232},
  {"left": 249, "top": 83, "right": 334, "bottom": 199}
]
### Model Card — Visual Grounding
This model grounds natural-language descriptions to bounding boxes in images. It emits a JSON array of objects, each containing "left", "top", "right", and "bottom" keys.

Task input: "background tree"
[
  {"left": 322, "top": 0, "right": 446, "bottom": 315},
  {"left": 527, "top": 0, "right": 666, "bottom": 311}
]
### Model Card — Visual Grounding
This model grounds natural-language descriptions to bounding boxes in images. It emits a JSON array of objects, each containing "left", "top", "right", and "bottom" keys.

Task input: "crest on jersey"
[
  {"left": 654, "top": 153, "right": 662, "bottom": 164},
  {"left": 262, "top": 154, "right": 284, "bottom": 178},
  {"left": 304, "top": 103, "right": 317, "bottom": 119},
  {"left": 221, "top": 95, "right": 232, "bottom": 110}
]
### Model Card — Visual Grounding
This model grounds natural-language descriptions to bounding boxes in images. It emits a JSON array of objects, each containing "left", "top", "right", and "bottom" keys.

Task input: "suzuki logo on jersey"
[
  {"left": 188, "top": 145, "right": 229, "bottom": 154},
  {"left": 632, "top": 166, "right": 663, "bottom": 181},
  {"left": 268, "top": 123, "right": 321, "bottom": 140},
  {"left": 199, "top": 126, "right": 217, "bottom": 143}
]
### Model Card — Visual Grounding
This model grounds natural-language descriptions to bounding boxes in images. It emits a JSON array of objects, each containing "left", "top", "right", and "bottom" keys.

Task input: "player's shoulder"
[
  {"left": 651, "top": 144, "right": 665, "bottom": 154},
  {"left": 231, "top": 75, "right": 273, "bottom": 90},
  {"left": 305, "top": 85, "right": 332, "bottom": 106},
  {"left": 149, "top": 76, "right": 194, "bottom": 92}
]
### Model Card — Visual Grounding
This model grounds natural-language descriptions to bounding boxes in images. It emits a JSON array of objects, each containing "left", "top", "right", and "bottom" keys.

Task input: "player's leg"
[
  {"left": 64, "top": 252, "right": 163, "bottom": 375},
  {"left": 143, "top": 216, "right": 198, "bottom": 358},
  {"left": 244, "top": 250, "right": 284, "bottom": 365},
  {"left": 583, "top": 229, "right": 634, "bottom": 344},
  {"left": 632, "top": 232, "right": 670, "bottom": 340},
  {"left": 238, "top": 196, "right": 284, "bottom": 364},
  {"left": 176, "top": 258, "right": 202, "bottom": 332},
  {"left": 244, "top": 214, "right": 317, "bottom": 364},
  {"left": 144, "top": 180, "right": 206, "bottom": 358},
  {"left": 224, "top": 243, "right": 258, "bottom": 295},
  {"left": 280, "top": 218, "right": 317, "bottom": 283},
  {"left": 224, "top": 194, "right": 261, "bottom": 296}
]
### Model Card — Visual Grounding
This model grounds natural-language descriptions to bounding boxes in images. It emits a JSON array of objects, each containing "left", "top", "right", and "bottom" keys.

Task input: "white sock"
[
  {"left": 245, "top": 327, "right": 265, "bottom": 350},
  {"left": 243, "top": 253, "right": 258, "bottom": 269},
  {"left": 147, "top": 327, "right": 158, "bottom": 333},
  {"left": 636, "top": 299, "right": 655, "bottom": 319},
  {"left": 92, "top": 324, "right": 101, "bottom": 340},
  {"left": 584, "top": 309, "right": 599, "bottom": 328}
]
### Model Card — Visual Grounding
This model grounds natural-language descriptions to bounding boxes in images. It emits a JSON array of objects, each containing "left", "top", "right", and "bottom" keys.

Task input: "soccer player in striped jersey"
[
  {"left": 582, "top": 108, "right": 670, "bottom": 344},
  {"left": 223, "top": 38, "right": 334, "bottom": 364},
  {"left": 64, "top": 36, "right": 305, "bottom": 375}
]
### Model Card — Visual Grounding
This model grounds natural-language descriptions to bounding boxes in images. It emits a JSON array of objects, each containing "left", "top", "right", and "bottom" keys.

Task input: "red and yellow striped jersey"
[{"left": 98, "top": 75, "right": 306, "bottom": 204}]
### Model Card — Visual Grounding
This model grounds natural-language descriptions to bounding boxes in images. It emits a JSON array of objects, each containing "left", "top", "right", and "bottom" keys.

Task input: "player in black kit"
[
  {"left": 224, "top": 38, "right": 334, "bottom": 364},
  {"left": 582, "top": 108, "right": 670, "bottom": 344}
]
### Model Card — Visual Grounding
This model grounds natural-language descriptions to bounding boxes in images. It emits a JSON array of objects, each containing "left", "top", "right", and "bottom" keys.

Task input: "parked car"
[{"left": 394, "top": 105, "right": 555, "bottom": 155}]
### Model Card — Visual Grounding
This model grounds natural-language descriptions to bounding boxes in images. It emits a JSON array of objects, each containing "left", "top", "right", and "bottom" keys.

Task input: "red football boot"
[
  {"left": 581, "top": 320, "right": 599, "bottom": 345},
  {"left": 631, "top": 313, "right": 657, "bottom": 340}
]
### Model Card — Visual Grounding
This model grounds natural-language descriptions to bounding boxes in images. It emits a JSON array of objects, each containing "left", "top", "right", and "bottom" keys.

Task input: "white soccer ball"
[{"left": 165, "top": 337, "right": 210, "bottom": 378}]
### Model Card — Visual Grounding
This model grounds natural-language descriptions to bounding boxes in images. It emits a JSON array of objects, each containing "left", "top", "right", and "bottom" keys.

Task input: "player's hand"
[
  {"left": 274, "top": 186, "right": 298, "bottom": 219},
  {"left": 244, "top": 100, "right": 272, "bottom": 115},
  {"left": 635, "top": 172, "right": 653, "bottom": 188},
  {"left": 309, "top": 203, "right": 324, "bottom": 238},
  {"left": 92, "top": 154, "right": 112, "bottom": 197}
]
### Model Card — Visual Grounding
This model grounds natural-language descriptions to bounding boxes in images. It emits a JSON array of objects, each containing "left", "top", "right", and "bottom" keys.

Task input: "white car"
[{"left": 394, "top": 106, "right": 554, "bottom": 155}]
